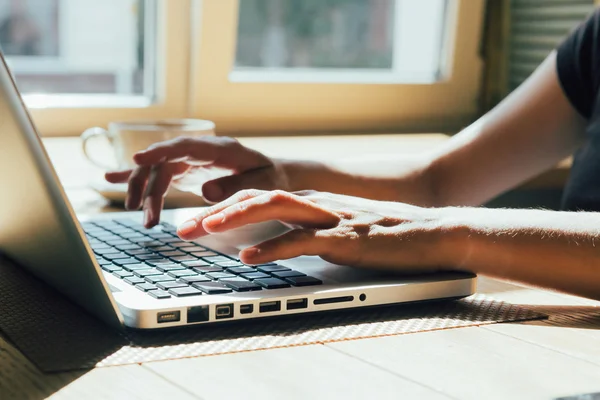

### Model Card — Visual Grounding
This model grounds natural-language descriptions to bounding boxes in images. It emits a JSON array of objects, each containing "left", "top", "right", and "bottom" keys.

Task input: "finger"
[
  {"left": 202, "top": 168, "right": 277, "bottom": 203},
  {"left": 105, "top": 170, "right": 133, "bottom": 183},
  {"left": 133, "top": 137, "right": 269, "bottom": 173},
  {"left": 142, "top": 164, "right": 178, "bottom": 227},
  {"left": 125, "top": 166, "right": 151, "bottom": 211},
  {"left": 202, "top": 191, "right": 339, "bottom": 234},
  {"left": 239, "top": 229, "right": 326, "bottom": 264},
  {"left": 177, "top": 189, "right": 268, "bottom": 240}
]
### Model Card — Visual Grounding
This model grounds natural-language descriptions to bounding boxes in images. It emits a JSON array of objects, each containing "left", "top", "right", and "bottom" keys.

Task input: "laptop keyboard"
[{"left": 82, "top": 219, "right": 322, "bottom": 299}]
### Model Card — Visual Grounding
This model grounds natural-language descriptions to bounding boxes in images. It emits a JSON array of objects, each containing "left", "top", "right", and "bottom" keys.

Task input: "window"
[
  {"left": 2, "top": 0, "right": 485, "bottom": 136},
  {"left": 234, "top": 0, "right": 447, "bottom": 83},
  {"left": 1, "top": 0, "right": 151, "bottom": 98},
  {"left": 190, "top": 0, "right": 485, "bottom": 135},
  {"left": 6, "top": 0, "right": 190, "bottom": 137},
  {"left": 508, "top": 0, "right": 595, "bottom": 92}
]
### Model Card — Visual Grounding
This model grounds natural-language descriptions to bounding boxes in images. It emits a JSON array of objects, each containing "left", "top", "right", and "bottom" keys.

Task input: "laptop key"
[
  {"left": 192, "top": 266, "right": 223, "bottom": 274},
  {"left": 203, "top": 256, "right": 233, "bottom": 264},
  {"left": 182, "top": 260, "right": 211, "bottom": 267},
  {"left": 221, "top": 278, "right": 263, "bottom": 292},
  {"left": 148, "top": 290, "right": 172, "bottom": 299},
  {"left": 170, "top": 242, "right": 197, "bottom": 248},
  {"left": 168, "top": 269, "right": 198, "bottom": 278},
  {"left": 133, "top": 268, "right": 163, "bottom": 277},
  {"left": 255, "top": 278, "right": 291, "bottom": 290},
  {"left": 115, "top": 244, "right": 142, "bottom": 251},
  {"left": 285, "top": 276, "right": 323, "bottom": 287},
  {"left": 159, "top": 237, "right": 181, "bottom": 243},
  {"left": 240, "top": 272, "right": 270, "bottom": 281},
  {"left": 135, "top": 255, "right": 163, "bottom": 261},
  {"left": 170, "top": 255, "right": 199, "bottom": 262},
  {"left": 136, "top": 240, "right": 163, "bottom": 247},
  {"left": 271, "top": 270, "right": 306, "bottom": 279},
  {"left": 180, "top": 246, "right": 208, "bottom": 253},
  {"left": 152, "top": 246, "right": 174, "bottom": 252},
  {"left": 145, "top": 274, "right": 176, "bottom": 284},
  {"left": 226, "top": 266, "right": 255, "bottom": 275},
  {"left": 91, "top": 231, "right": 117, "bottom": 239},
  {"left": 113, "top": 258, "right": 144, "bottom": 266},
  {"left": 101, "top": 265, "right": 122, "bottom": 273},
  {"left": 126, "top": 249, "right": 154, "bottom": 256},
  {"left": 257, "top": 265, "right": 291, "bottom": 274},
  {"left": 113, "top": 270, "right": 134, "bottom": 279},
  {"left": 157, "top": 281, "right": 188, "bottom": 290},
  {"left": 122, "top": 263, "right": 151, "bottom": 271},
  {"left": 147, "top": 233, "right": 173, "bottom": 240},
  {"left": 136, "top": 283, "right": 158, "bottom": 292},
  {"left": 105, "top": 240, "right": 131, "bottom": 247},
  {"left": 216, "top": 261, "right": 245, "bottom": 268},
  {"left": 91, "top": 243, "right": 111, "bottom": 250},
  {"left": 168, "top": 287, "right": 203, "bottom": 297},
  {"left": 178, "top": 275, "right": 211, "bottom": 284},
  {"left": 95, "top": 258, "right": 111, "bottom": 266},
  {"left": 124, "top": 276, "right": 145, "bottom": 285},
  {"left": 130, "top": 237, "right": 154, "bottom": 244},
  {"left": 160, "top": 250, "right": 187, "bottom": 257},
  {"left": 189, "top": 251, "right": 218, "bottom": 257},
  {"left": 103, "top": 252, "right": 131, "bottom": 260},
  {"left": 93, "top": 248, "right": 120, "bottom": 256},
  {"left": 119, "top": 233, "right": 146, "bottom": 240},
  {"left": 156, "top": 264, "right": 186, "bottom": 272},
  {"left": 146, "top": 259, "right": 175, "bottom": 266},
  {"left": 205, "top": 272, "right": 236, "bottom": 281},
  {"left": 192, "top": 282, "right": 233, "bottom": 295}
]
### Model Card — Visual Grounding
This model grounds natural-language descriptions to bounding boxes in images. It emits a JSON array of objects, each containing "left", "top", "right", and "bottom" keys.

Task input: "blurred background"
[{"left": 0, "top": 0, "right": 597, "bottom": 209}]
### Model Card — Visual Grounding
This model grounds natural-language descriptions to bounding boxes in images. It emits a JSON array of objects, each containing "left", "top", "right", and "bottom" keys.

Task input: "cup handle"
[{"left": 81, "top": 127, "right": 115, "bottom": 170}]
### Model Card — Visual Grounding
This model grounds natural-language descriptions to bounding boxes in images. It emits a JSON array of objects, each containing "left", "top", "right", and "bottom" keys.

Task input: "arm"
[
  {"left": 440, "top": 207, "right": 600, "bottom": 300},
  {"left": 284, "top": 52, "right": 586, "bottom": 207},
  {"left": 107, "top": 53, "right": 583, "bottom": 223}
]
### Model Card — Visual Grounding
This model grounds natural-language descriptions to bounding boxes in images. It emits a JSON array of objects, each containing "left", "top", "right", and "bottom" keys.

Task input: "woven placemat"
[{"left": 0, "top": 256, "right": 547, "bottom": 373}]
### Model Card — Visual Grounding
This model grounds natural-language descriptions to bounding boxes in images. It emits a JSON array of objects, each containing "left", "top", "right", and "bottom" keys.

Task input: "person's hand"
[
  {"left": 176, "top": 190, "right": 458, "bottom": 271},
  {"left": 105, "top": 137, "right": 291, "bottom": 227}
]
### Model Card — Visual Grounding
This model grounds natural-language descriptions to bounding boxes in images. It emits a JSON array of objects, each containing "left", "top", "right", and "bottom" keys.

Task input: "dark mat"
[{"left": 0, "top": 256, "right": 547, "bottom": 372}]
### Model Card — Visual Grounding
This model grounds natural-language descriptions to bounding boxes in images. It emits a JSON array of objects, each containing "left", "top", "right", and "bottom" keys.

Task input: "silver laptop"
[{"left": 0, "top": 53, "right": 476, "bottom": 330}]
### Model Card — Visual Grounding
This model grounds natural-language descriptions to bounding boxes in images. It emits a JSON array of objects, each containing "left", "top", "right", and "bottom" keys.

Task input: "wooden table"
[{"left": 2, "top": 136, "right": 599, "bottom": 400}]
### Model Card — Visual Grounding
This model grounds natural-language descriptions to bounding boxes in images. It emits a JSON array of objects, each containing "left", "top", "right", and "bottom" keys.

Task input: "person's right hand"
[{"left": 105, "top": 136, "right": 291, "bottom": 227}]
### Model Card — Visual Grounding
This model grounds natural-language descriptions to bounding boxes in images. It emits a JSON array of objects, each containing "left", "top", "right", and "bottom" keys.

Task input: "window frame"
[
  {"left": 27, "top": 0, "right": 192, "bottom": 137},
  {"left": 25, "top": 0, "right": 486, "bottom": 137},
  {"left": 189, "top": 0, "right": 486, "bottom": 135}
]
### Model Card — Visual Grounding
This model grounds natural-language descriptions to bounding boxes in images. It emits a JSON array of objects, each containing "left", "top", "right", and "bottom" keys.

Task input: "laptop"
[{"left": 0, "top": 53, "right": 476, "bottom": 330}]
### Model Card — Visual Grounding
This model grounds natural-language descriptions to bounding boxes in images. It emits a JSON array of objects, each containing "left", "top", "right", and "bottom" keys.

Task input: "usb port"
[
  {"left": 215, "top": 304, "right": 234, "bottom": 319},
  {"left": 157, "top": 310, "right": 181, "bottom": 324},
  {"left": 240, "top": 304, "right": 254, "bottom": 314},
  {"left": 259, "top": 301, "right": 281, "bottom": 313},
  {"left": 287, "top": 298, "right": 308, "bottom": 310}
]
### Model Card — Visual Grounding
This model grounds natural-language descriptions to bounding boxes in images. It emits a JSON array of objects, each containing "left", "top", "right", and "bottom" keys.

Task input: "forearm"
[
  {"left": 280, "top": 155, "right": 437, "bottom": 206},
  {"left": 440, "top": 208, "right": 600, "bottom": 300}
]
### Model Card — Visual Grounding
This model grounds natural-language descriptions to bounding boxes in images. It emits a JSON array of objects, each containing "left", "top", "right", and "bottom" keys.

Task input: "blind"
[{"left": 509, "top": 0, "right": 595, "bottom": 91}]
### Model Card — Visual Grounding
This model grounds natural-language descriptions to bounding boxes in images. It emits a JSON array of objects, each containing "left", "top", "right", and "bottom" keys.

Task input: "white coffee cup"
[
  {"left": 81, "top": 119, "right": 216, "bottom": 170},
  {"left": 81, "top": 119, "right": 227, "bottom": 196}
]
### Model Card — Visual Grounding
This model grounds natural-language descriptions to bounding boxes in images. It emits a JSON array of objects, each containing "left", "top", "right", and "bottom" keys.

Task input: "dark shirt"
[{"left": 557, "top": 8, "right": 600, "bottom": 211}]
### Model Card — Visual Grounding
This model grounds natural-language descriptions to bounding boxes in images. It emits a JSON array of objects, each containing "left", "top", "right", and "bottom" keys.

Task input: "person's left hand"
[{"left": 176, "top": 190, "right": 458, "bottom": 272}]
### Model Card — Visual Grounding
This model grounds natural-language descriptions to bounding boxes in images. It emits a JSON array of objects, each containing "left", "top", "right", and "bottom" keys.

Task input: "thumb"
[{"left": 202, "top": 168, "right": 278, "bottom": 202}]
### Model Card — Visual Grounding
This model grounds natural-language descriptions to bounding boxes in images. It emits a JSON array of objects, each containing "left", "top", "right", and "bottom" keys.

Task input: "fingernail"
[
  {"left": 203, "top": 212, "right": 225, "bottom": 228},
  {"left": 203, "top": 182, "right": 223, "bottom": 202},
  {"left": 143, "top": 206, "right": 153, "bottom": 228},
  {"left": 178, "top": 220, "right": 197, "bottom": 236},
  {"left": 241, "top": 247, "right": 261, "bottom": 261}
]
